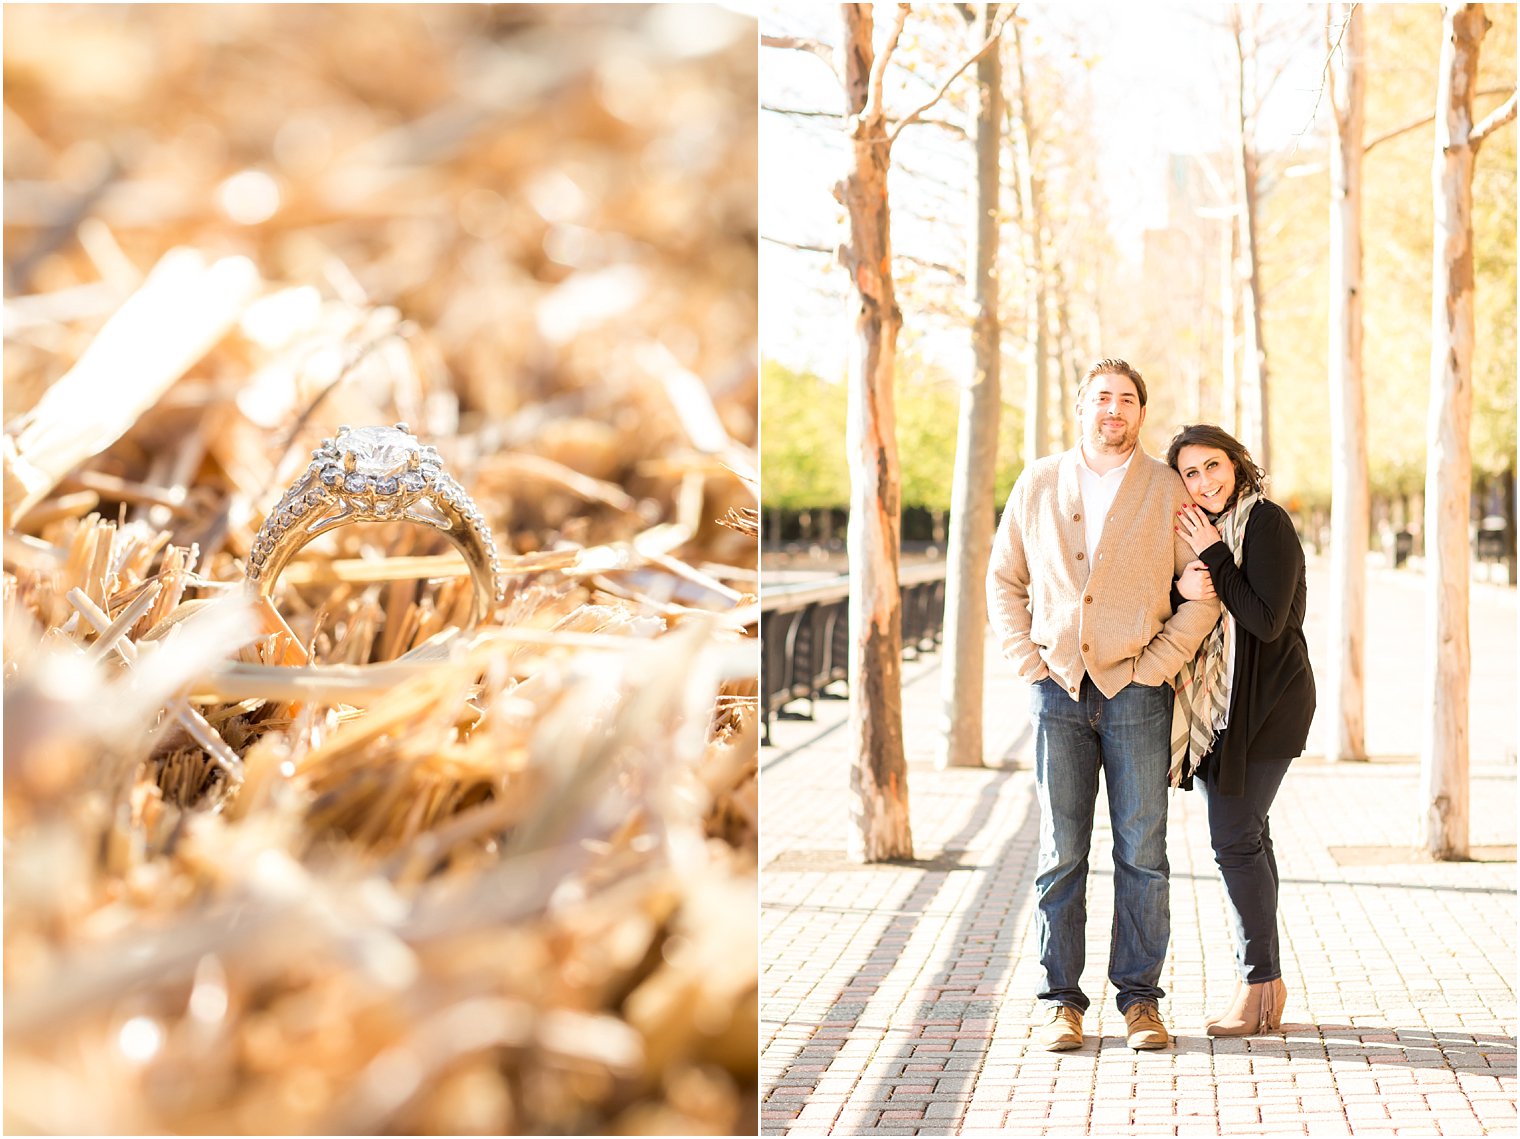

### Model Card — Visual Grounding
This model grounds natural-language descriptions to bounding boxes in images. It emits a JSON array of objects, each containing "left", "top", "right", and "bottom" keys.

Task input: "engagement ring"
[{"left": 246, "top": 424, "right": 501, "bottom": 627}]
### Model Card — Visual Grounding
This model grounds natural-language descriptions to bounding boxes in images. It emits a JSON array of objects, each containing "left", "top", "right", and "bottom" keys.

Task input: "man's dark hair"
[
  {"left": 1077, "top": 358, "right": 1147, "bottom": 407},
  {"left": 1166, "top": 423, "right": 1268, "bottom": 509}
]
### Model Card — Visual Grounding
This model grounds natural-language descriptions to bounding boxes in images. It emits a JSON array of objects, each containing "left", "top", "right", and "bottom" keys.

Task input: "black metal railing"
[{"left": 759, "top": 561, "right": 948, "bottom": 745}]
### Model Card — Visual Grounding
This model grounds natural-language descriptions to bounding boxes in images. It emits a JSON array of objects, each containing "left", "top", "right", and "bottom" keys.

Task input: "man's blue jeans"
[{"left": 1030, "top": 675, "right": 1172, "bottom": 1014}]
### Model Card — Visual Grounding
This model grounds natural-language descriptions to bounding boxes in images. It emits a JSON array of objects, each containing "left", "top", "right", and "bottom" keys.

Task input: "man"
[{"left": 986, "top": 358, "right": 1219, "bottom": 1052}]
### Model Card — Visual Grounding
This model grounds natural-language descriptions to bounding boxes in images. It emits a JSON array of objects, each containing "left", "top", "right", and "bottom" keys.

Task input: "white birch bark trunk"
[
  {"left": 1222, "top": 212, "right": 1239, "bottom": 435},
  {"left": 1051, "top": 262, "right": 1077, "bottom": 450},
  {"left": 1232, "top": 7, "right": 1271, "bottom": 471},
  {"left": 1327, "top": 3, "right": 1369, "bottom": 763},
  {"left": 1010, "top": 22, "right": 1048, "bottom": 465},
  {"left": 839, "top": 6, "right": 913, "bottom": 861},
  {"left": 1420, "top": 2, "right": 1488, "bottom": 861},
  {"left": 939, "top": 2, "right": 1002, "bottom": 771}
]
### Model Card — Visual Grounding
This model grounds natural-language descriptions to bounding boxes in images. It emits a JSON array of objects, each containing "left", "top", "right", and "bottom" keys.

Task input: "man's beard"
[{"left": 1086, "top": 419, "right": 1138, "bottom": 454}]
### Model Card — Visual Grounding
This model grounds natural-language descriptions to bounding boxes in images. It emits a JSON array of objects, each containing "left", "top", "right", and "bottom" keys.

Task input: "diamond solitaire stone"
[{"left": 334, "top": 426, "right": 422, "bottom": 477}]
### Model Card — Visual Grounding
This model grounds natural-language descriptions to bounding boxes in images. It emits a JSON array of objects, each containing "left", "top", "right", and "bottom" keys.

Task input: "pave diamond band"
[{"left": 247, "top": 423, "right": 501, "bottom": 627}]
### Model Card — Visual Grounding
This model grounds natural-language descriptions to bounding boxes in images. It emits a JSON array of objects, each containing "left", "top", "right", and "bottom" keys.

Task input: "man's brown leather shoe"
[
  {"left": 1038, "top": 1004, "right": 1083, "bottom": 1051},
  {"left": 1123, "top": 1001, "right": 1170, "bottom": 1050}
]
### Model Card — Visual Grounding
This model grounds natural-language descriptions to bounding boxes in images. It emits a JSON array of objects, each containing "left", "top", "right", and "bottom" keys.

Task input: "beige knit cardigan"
[{"left": 986, "top": 445, "right": 1220, "bottom": 699}]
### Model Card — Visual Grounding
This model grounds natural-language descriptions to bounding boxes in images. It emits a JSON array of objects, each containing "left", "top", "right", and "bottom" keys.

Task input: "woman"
[{"left": 1167, "top": 424, "right": 1316, "bottom": 1037}]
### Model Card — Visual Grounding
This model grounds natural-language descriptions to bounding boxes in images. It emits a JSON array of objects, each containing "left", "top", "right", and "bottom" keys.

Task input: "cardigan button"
[
  {"left": 1082, "top": 643, "right": 1090, "bottom": 652},
  {"left": 1084, "top": 595, "right": 1093, "bottom": 604},
  {"left": 1073, "top": 513, "right": 1081, "bottom": 521},
  {"left": 1076, "top": 552, "right": 1085, "bottom": 560}
]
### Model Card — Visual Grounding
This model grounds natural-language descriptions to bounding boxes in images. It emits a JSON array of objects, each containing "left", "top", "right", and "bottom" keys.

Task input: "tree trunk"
[
  {"left": 1010, "top": 21, "right": 1048, "bottom": 465},
  {"left": 839, "top": 5, "right": 913, "bottom": 862},
  {"left": 1050, "top": 258, "right": 1076, "bottom": 449},
  {"left": 1420, "top": 2, "right": 1488, "bottom": 861},
  {"left": 1327, "top": 3, "right": 1369, "bottom": 763},
  {"left": 1221, "top": 202, "right": 1239, "bottom": 435},
  {"left": 1231, "top": 7, "right": 1271, "bottom": 471},
  {"left": 1503, "top": 467, "right": 1517, "bottom": 586},
  {"left": 939, "top": 2, "right": 1002, "bottom": 771}
]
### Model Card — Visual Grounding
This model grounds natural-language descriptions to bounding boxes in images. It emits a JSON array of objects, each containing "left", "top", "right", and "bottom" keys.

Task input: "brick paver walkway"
[{"left": 761, "top": 559, "right": 1517, "bottom": 1136}]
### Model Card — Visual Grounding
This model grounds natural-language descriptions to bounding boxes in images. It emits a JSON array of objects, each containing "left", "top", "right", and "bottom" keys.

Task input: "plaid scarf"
[{"left": 1168, "top": 490, "right": 1262, "bottom": 787}]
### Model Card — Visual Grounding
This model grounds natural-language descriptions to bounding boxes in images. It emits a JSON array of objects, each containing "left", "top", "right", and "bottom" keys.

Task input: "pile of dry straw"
[{"left": 3, "top": 6, "right": 758, "bottom": 1134}]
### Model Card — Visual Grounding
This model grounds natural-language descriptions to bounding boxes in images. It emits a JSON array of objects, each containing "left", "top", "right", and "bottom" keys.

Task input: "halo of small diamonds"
[{"left": 245, "top": 423, "right": 499, "bottom": 611}]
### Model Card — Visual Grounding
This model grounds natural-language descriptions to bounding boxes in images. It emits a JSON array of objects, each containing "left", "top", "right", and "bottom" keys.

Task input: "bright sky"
[{"left": 760, "top": 1, "right": 1330, "bottom": 378}]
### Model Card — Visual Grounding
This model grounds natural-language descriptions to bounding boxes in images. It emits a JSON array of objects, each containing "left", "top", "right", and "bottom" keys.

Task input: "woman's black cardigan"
[{"left": 1177, "top": 499, "right": 1316, "bottom": 796}]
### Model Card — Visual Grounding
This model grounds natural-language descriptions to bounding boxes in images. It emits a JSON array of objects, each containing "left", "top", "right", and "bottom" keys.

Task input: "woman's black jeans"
[{"left": 1197, "top": 757, "right": 1293, "bottom": 983}]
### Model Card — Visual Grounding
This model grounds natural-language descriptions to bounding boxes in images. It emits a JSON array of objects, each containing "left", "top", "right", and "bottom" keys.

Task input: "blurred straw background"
[{"left": 3, "top": 5, "right": 758, "bottom": 1135}]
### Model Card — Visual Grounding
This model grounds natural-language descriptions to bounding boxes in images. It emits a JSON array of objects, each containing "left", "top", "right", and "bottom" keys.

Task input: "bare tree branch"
[
  {"left": 1362, "top": 115, "right": 1429, "bottom": 155},
  {"left": 762, "top": 235, "right": 835, "bottom": 256},
  {"left": 1472, "top": 90, "right": 1518, "bottom": 149},
  {"left": 1305, "top": 3, "right": 1358, "bottom": 139},
  {"left": 895, "top": 251, "right": 967, "bottom": 286},
  {"left": 761, "top": 34, "right": 841, "bottom": 86},
  {"left": 762, "top": 103, "right": 845, "bottom": 122},
  {"left": 1364, "top": 87, "right": 1514, "bottom": 155},
  {"left": 866, "top": 5, "right": 912, "bottom": 126},
  {"left": 762, "top": 104, "right": 967, "bottom": 138},
  {"left": 896, "top": 116, "right": 970, "bottom": 140},
  {"left": 888, "top": 7, "right": 1014, "bottom": 144}
]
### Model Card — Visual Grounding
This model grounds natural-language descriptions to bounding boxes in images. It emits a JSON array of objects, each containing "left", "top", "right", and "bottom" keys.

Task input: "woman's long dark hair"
[{"left": 1166, "top": 424, "right": 1267, "bottom": 511}]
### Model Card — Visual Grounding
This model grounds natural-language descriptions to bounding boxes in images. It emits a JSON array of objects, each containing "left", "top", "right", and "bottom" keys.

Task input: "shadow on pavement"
[
  {"left": 764, "top": 769, "right": 1041, "bottom": 1133},
  {"left": 1304, "top": 1025, "right": 1516, "bottom": 1073},
  {"left": 1164, "top": 1026, "right": 1514, "bottom": 1076},
  {"left": 1149, "top": 868, "right": 1517, "bottom": 897}
]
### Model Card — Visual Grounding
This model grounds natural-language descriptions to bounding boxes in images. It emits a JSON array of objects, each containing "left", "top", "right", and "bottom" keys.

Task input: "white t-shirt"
[{"left": 1075, "top": 447, "right": 1133, "bottom": 562}]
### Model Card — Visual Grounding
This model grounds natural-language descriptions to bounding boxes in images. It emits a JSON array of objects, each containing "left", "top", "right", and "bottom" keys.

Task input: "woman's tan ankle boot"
[
  {"left": 1203, "top": 979, "right": 1243, "bottom": 1031},
  {"left": 1205, "top": 977, "right": 1286, "bottom": 1036}
]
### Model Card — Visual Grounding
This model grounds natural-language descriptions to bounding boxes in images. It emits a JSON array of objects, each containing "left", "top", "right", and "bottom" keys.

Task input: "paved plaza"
[{"left": 761, "top": 559, "right": 1517, "bottom": 1136}]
